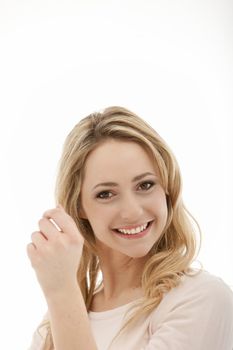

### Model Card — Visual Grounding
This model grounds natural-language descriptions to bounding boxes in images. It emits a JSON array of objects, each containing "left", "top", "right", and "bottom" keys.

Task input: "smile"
[
  {"left": 112, "top": 220, "right": 154, "bottom": 238},
  {"left": 115, "top": 222, "right": 149, "bottom": 235}
]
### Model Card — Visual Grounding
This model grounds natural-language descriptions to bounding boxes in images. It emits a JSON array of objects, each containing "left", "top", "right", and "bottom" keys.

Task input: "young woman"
[{"left": 27, "top": 106, "right": 233, "bottom": 350}]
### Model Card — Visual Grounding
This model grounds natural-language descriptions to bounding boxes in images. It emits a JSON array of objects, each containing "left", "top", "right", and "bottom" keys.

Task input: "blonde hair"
[{"left": 38, "top": 106, "right": 202, "bottom": 349}]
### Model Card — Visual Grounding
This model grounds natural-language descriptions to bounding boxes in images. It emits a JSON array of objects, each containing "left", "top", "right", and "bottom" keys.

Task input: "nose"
[{"left": 119, "top": 193, "right": 144, "bottom": 223}]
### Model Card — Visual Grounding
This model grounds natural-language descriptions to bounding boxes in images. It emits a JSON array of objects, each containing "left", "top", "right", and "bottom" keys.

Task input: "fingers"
[
  {"left": 42, "top": 205, "right": 80, "bottom": 239},
  {"left": 27, "top": 205, "right": 83, "bottom": 260},
  {"left": 31, "top": 231, "right": 47, "bottom": 248},
  {"left": 27, "top": 218, "right": 58, "bottom": 256},
  {"left": 26, "top": 232, "right": 47, "bottom": 266},
  {"left": 26, "top": 242, "right": 36, "bottom": 264},
  {"left": 38, "top": 217, "right": 60, "bottom": 240},
  {"left": 26, "top": 242, "right": 36, "bottom": 253}
]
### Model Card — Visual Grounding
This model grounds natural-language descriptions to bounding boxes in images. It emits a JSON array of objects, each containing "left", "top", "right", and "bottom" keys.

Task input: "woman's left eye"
[{"left": 138, "top": 181, "right": 155, "bottom": 191}]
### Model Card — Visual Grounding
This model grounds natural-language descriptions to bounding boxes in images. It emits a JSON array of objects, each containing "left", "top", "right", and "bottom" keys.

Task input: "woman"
[{"left": 27, "top": 106, "right": 233, "bottom": 350}]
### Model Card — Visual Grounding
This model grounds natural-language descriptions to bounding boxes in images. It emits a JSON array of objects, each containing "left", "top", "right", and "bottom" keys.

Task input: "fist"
[{"left": 27, "top": 205, "right": 84, "bottom": 298}]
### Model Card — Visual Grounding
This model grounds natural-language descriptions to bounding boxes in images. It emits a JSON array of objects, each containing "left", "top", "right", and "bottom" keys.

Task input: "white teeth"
[{"left": 116, "top": 222, "right": 148, "bottom": 235}]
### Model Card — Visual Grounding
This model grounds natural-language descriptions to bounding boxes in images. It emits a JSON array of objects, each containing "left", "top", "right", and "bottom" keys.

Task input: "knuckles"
[
  {"left": 34, "top": 207, "right": 84, "bottom": 245},
  {"left": 31, "top": 231, "right": 39, "bottom": 240},
  {"left": 42, "top": 207, "right": 62, "bottom": 218},
  {"left": 38, "top": 218, "right": 46, "bottom": 227}
]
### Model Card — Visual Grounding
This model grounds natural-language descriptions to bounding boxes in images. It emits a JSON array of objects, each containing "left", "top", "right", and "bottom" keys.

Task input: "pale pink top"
[{"left": 28, "top": 270, "right": 233, "bottom": 350}]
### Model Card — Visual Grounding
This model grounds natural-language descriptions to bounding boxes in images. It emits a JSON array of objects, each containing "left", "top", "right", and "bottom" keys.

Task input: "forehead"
[{"left": 83, "top": 139, "right": 158, "bottom": 181}]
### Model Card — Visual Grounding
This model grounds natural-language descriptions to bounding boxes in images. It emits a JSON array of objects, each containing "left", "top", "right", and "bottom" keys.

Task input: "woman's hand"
[{"left": 26, "top": 205, "right": 84, "bottom": 299}]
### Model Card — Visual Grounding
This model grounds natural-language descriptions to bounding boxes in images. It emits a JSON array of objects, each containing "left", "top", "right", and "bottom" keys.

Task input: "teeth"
[{"left": 116, "top": 222, "right": 148, "bottom": 235}]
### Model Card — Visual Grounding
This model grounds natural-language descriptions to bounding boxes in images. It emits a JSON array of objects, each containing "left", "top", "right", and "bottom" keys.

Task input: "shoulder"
[
  {"left": 150, "top": 269, "right": 233, "bottom": 326},
  {"left": 179, "top": 269, "right": 233, "bottom": 303},
  {"left": 178, "top": 268, "right": 233, "bottom": 294},
  {"left": 170, "top": 268, "right": 233, "bottom": 308},
  {"left": 147, "top": 270, "right": 233, "bottom": 349}
]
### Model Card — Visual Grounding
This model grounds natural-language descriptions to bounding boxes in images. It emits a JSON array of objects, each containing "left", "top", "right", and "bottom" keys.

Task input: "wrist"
[{"left": 45, "top": 281, "right": 81, "bottom": 304}]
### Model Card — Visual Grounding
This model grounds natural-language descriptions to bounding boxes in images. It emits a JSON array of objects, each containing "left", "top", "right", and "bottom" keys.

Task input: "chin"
[{"left": 123, "top": 247, "right": 153, "bottom": 259}]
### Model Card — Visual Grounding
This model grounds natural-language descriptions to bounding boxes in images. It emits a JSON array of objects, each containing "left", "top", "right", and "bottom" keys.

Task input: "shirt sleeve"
[
  {"left": 144, "top": 278, "right": 233, "bottom": 350},
  {"left": 28, "top": 312, "right": 52, "bottom": 350}
]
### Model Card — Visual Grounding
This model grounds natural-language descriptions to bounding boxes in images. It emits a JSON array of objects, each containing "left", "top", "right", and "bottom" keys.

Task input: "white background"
[{"left": 0, "top": 1, "right": 232, "bottom": 348}]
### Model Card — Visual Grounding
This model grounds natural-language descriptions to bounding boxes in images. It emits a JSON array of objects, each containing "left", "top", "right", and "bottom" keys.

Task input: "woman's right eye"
[{"left": 96, "top": 191, "right": 113, "bottom": 199}]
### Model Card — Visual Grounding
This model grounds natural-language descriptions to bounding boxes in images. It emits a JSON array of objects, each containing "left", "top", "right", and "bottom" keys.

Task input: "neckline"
[{"left": 88, "top": 297, "right": 144, "bottom": 320}]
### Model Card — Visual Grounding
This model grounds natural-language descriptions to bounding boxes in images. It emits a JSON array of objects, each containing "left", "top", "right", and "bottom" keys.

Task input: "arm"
[
  {"left": 27, "top": 205, "right": 97, "bottom": 350},
  {"left": 46, "top": 284, "right": 97, "bottom": 350}
]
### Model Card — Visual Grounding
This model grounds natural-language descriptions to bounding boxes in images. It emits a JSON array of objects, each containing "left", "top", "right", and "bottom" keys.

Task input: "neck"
[{"left": 96, "top": 250, "right": 146, "bottom": 301}]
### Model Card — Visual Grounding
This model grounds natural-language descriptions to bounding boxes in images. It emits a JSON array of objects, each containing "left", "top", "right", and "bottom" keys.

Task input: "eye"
[
  {"left": 96, "top": 181, "right": 155, "bottom": 200},
  {"left": 96, "top": 191, "right": 113, "bottom": 200},
  {"left": 138, "top": 181, "right": 155, "bottom": 191}
]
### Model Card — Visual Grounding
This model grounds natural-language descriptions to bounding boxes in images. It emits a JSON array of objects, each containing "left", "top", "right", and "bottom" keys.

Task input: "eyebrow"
[{"left": 92, "top": 172, "right": 156, "bottom": 191}]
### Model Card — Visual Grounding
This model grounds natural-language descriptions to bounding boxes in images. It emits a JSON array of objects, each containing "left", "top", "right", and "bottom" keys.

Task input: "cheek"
[
  {"left": 153, "top": 195, "right": 168, "bottom": 220},
  {"left": 89, "top": 203, "right": 114, "bottom": 222},
  {"left": 85, "top": 210, "right": 110, "bottom": 233}
]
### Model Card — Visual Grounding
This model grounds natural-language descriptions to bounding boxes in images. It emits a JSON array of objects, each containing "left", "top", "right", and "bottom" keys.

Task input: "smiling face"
[{"left": 80, "top": 139, "right": 168, "bottom": 259}]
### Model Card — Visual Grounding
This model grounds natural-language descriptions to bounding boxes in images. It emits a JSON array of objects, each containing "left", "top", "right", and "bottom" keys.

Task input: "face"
[{"left": 80, "top": 139, "right": 168, "bottom": 259}]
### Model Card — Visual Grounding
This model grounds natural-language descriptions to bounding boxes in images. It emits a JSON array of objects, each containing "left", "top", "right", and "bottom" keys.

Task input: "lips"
[
  {"left": 112, "top": 220, "right": 154, "bottom": 239},
  {"left": 113, "top": 220, "right": 153, "bottom": 231},
  {"left": 114, "top": 223, "right": 148, "bottom": 235}
]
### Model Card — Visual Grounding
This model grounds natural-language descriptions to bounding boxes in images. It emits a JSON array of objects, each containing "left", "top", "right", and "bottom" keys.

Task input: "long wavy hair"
[{"left": 37, "top": 106, "right": 202, "bottom": 349}]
